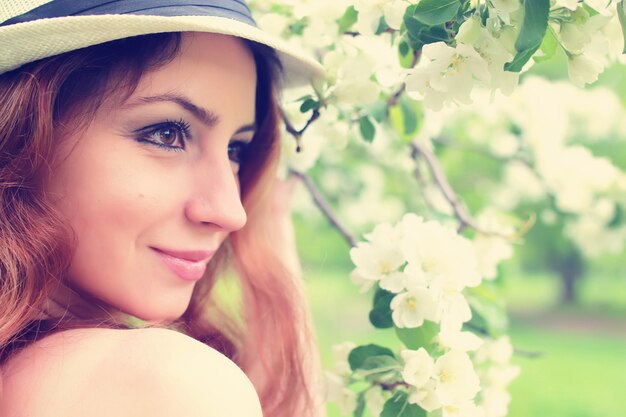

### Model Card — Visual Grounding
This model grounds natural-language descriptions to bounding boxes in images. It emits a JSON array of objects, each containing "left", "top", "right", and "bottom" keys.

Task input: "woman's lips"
[{"left": 151, "top": 247, "right": 214, "bottom": 281}]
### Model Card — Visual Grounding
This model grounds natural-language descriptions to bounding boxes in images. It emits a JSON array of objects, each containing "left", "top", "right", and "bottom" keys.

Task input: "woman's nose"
[{"left": 184, "top": 157, "right": 247, "bottom": 233}]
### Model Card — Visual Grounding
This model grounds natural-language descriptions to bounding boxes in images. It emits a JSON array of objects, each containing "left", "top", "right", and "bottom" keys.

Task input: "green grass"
[
  {"left": 508, "top": 322, "right": 626, "bottom": 417},
  {"left": 304, "top": 268, "right": 626, "bottom": 417}
]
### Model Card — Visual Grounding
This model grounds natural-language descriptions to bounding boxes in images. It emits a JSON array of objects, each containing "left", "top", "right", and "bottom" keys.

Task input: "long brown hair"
[{"left": 0, "top": 33, "right": 320, "bottom": 417}]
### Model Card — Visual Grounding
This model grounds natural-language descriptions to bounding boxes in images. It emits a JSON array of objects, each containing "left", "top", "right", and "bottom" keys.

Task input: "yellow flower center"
[
  {"left": 379, "top": 261, "right": 392, "bottom": 275},
  {"left": 440, "top": 369, "right": 453, "bottom": 383}
]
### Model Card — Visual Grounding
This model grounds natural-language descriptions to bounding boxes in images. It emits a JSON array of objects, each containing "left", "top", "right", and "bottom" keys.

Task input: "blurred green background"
[{"left": 296, "top": 57, "right": 626, "bottom": 417}]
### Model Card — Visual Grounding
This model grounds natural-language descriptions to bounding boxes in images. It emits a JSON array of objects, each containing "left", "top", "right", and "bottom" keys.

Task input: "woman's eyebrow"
[
  {"left": 124, "top": 93, "right": 256, "bottom": 134},
  {"left": 127, "top": 93, "right": 220, "bottom": 127}
]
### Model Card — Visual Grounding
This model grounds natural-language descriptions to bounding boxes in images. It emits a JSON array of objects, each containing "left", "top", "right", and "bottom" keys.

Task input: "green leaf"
[
  {"left": 505, "top": 0, "right": 549, "bottom": 72},
  {"left": 370, "top": 289, "right": 394, "bottom": 328},
  {"left": 354, "top": 392, "right": 366, "bottom": 417},
  {"left": 394, "top": 320, "right": 438, "bottom": 350},
  {"left": 514, "top": 0, "right": 550, "bottom": 52},
  {"left": 348, "top": 344, "right": 395, "bottom": 371},
  {"left": 618, "top": 1, "right": 626, "bottom": 53},
  {"left": 339, "top": 5, "right": 358, "bottom": 33},
  {"left": 400, "top": 97, "right": 420, "bottom": 137},
  {"left": 404, "top": 6, "right": 428, "bottom": 50},
  {"left": 359, "top": 116, "right": 376, "bottom": 142},
  {"left": 381, "top": 391, "right": 426, "bottom": 417},
  {"left": 412, "top": 0, "right": 461, "bottom": 26},
  {"left": 608, "top": 204, "right": 624, "bottom": 229},
  {"left": 300, "top": 98, "right": 319, "bottom": 113},
  {"left": 360, "top": 355, "right": 400, "bottom": 371},
  {"left": 533, "top": 26, "right": 558, "bottom": 63},
  {"left": 398, "top": 40, "right": 415, "bottom": 68},
  {"left": 389, "top": 97, "right": 422, "bottom": 142},
  {"left": 504, "top": 45, "right": 540, "bottom": 72},
  {"left": 289, "top": 18, "right": 307, "bottom": 36}
]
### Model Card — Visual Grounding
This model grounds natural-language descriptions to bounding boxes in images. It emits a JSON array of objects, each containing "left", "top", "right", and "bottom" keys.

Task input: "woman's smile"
[{"left": 150, "top": 247, "right": 217, "bottom": 281}]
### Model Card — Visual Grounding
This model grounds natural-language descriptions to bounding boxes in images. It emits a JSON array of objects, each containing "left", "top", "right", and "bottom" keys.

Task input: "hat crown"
[{"left": 1, "top": 0, "right": 52, "bottom": 23}]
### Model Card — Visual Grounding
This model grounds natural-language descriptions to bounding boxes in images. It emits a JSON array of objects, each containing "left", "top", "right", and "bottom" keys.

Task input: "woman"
[{"left": 0, "top": 1, "right": 325, "bottom": 416}]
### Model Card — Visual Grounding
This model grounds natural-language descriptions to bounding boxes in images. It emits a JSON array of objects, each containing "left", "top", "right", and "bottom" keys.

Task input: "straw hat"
[{"left": 0, "top": 0, "right": 325, "bottom": 87}]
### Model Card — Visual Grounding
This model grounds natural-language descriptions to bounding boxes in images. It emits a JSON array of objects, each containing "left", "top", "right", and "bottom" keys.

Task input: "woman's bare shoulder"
[{"left": 0, "top": 327, "right": 262, "bottom": 417}]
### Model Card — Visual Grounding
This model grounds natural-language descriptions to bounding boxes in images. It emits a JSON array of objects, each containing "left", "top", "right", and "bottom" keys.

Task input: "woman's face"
[{"left": 46, "top": 33, "right": 258, "bottom": 321}]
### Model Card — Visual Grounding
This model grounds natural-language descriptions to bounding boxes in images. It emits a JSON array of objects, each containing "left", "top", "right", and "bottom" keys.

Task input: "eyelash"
[
  {"left": 134, "top": 119, "right": 251, "bottom": 165},
  {"left": 135, "top": 119, "right": 191, "bottom": 152}
]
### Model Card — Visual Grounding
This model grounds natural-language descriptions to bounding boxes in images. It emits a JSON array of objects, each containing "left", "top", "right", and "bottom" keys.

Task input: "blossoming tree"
[{"left": 249, "top": 1, "right": 626, "bottom": 416}]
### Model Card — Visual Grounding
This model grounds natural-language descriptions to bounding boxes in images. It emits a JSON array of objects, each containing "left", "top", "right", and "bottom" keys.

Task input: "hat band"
[{"left": 0, "top": 0, "right": 256, "bottom": 27}]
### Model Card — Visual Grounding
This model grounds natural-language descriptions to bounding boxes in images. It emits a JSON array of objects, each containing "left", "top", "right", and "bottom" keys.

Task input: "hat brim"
[{"left": 0, "top": 14, "right": 325, "bottom": 87}]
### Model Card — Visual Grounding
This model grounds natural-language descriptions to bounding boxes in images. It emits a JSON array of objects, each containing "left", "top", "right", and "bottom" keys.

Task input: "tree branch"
[
  {"left": 279, "top": 106, "right": 321, "bottom": 152},
  {"left": 410, "top": 141, "right": 527, "bottom": 240},
  {"left": 290, "top": 169, "right": 358, "bottom": 248},
  {"left": 410, "top": 141, "right": 480, "bottom": 233}
]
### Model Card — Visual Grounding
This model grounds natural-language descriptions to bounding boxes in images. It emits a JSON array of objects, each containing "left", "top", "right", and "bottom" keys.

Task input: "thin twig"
[
  {"left": 410, "top": 141, "right": 529, "bottom": 240},
  {"left": 279, "top": 106, "right": 321, "bottom": 152},
  {"left": 377, "top": 380, "right": 410, "bottom": 391},
  {"left": 513, "top": 348, "right": 544, "bottom": 359},
  {"left": 410, "top": 141, "right": 480, "bottom": 233},
  {"left": 290, "top": 169, "right": 358, "bottom": 248},
  {"left": 387, "top": 83, "right": 406, "bottom": 106}
]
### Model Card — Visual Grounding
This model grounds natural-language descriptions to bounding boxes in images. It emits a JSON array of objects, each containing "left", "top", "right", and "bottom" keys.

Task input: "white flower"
[
  {"left": 479, "top": 388, "right": 512, "bottom": 417},
  {"left": 328, "top": 50, "right": 382, "bottom": 105},
  {"left": 408, "top": 379, "right": 442, "bottom": 411},
  {"left": 437, "top": 330, "right": 484, "bottom": 352},
  {"left": 469, "top": 27, "right": 519, "bottom": 94},
  {"left": 565, "top": 212, "right": 626, "bottom": 257},
  {"left": 442, "top": 402, "right": 486, "bottom": 417},
  {"left": 472, "top": 213, "right": 515, "bottom": 280},
  {"left": 584, "top": 0, "right": 615, "bottom": 16},
  {"left": 567, "top": 54, "right": 603, "bottom": 86},
  {"left": 537, "top": 146, "right": 621, "bottom": 213},
  {"left": 256, "top": 12, "right": 289, "bottom": 37},
  {"left": 401, "top": 348, "right": 435, "bottom": 388},
  {"left": 365, "top": 386, "right": 387, "bottom": 416},
  {"left": 390, "top": 288, "right": 439, "bottom": 328},
  {"left": 434, "top": 350, "right": 481, "bottom": 406},
  {"left": 485, "top": 365, "right": 521, "bottom": 388},
  {"left": 406, "top": 42, "right": 491, "bottom": 110},
  {"left": 353, "top": 0, "right": 406, "bottom": 35},
  {"left": 399, "top": 215, "right": 482, "bottom": 292},
  {"left": 382, "top": 0, "right": 407, "bottom": 29},
  {"left": 438, "top": 291, "right": 473, "bottom": 331},
  {"left": 350, "top": 238, "right": 405, "bottom": 284},
  {"left": 324, "top": 371, "right": 358, "bottom": 416},
  {"left": 475, "top": 336, "right": 514, "bottom": 365},
  {"left": 331, "top": 342, "right": 357, "bottom": 376},
  {"left": 350, "top": 269, "right": 377, "bottom": 293},
  {"left": 456, "top": 14, "right": 482, "bottom": 44}
]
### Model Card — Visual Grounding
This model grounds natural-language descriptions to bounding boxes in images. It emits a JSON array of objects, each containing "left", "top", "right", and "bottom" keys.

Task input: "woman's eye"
[
  {"left": 228, "top": 140, "right": 250, "bottom": 165},
  {"left": 136, "top": 120, "right": 191, "bottom": 151}
]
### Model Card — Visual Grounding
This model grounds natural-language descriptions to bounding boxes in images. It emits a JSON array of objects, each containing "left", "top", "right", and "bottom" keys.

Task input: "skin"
[{"left": 45, "top": 32, "right": 257, "bottom": 322}]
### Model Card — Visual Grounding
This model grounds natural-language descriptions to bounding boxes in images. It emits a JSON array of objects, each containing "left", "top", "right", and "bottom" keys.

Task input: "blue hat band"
[{"left": 1, "top": 0, "right": 256, "bottom": 27}]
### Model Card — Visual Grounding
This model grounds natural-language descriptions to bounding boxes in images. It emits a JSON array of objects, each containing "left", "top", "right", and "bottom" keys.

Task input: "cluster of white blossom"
[
  {"left": 348, "top": 214, "right": 489, "bottom": 414},
  {"left": 351, "top": 213, "right": 482, "bottom": 331},
  {"left": 406, "top": 11, "right": 520, "bottom": 110},
  {"left": 416, "top": 76, "right": 626, "bottom": 258},
  {"left": 551, "top": 0, "right": 624, "bottom": 86},
  {"left": 473, "top": 337, "right": 520, "bottom": 417}
]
